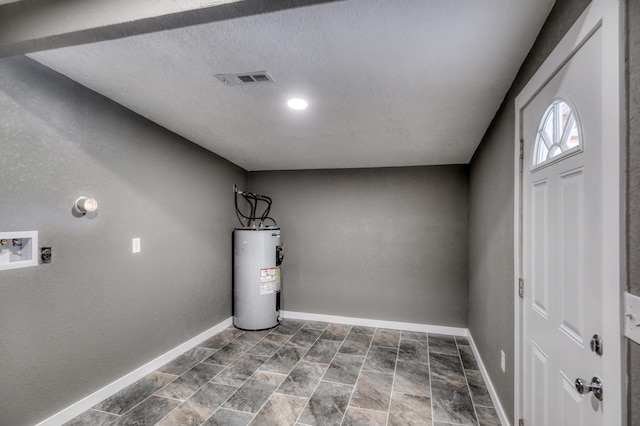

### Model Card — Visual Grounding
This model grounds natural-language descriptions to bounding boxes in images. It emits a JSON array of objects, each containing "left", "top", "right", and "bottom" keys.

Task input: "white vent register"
[
  {"left": 0, "top": 231, "right": 38, "bottom": 271},
  {"left": 215, "top": 71, "right": 274, "bottom": 86}
]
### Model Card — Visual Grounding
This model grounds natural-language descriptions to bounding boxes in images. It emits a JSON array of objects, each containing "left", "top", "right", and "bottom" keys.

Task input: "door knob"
[{"left": 575, "top": 376, "right": 603, "bottom": 401}]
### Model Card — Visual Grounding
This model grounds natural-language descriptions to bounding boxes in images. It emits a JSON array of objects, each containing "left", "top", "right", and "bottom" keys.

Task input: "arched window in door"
[{"left": 533, "top": 99, "right": 582, "bottom": 168}]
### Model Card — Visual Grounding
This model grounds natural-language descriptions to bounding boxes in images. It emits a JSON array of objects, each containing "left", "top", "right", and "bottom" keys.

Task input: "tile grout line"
[
  {"left": 107, "top": 391, "right": 172, "bottom": 425},
  {"left": 152, "top": 399, "right": 183, "bottom": 426},
  {"left": 164, "top": 328, "right": 264, "bottom": 425},
  {"left": 153, "top": 329, "right": 251, "bottom": 425},
  {"left": 282, "top": 321, "right": 331, "bottom": 424},
  {"left": 294, "top": 323, "right": 342, "bottom": 424},
  {"left": 98, "top": 353, "right": 197, "bottom": 424},
  {"left": 204, "top": 372, "right": 257, "bottom": 424},
  {"left": 264, "top": 320, "right": 325, "bottom": 425},
  {"left": 238, "top": 326, "right": 296, "bottom": 424},
  {"left": 244, "top": 368, "right": 290, "bottom": 424},
  {"left": 320, "top": 376, "right": 360, "bottom": 386},
  {"left": 109, "top": 388, "right": 169, "bottom": 423},
  {"left": 87, "top": 408, "right": 121, "bottom": 417},
  {"left": 428, "top": 333, "right": 435, "bottom": 426},
  {"left": 345, "top": 405, "right": 389, "bottom": 415},
  {"left": 296, "top": 323, "right": 364, "bottom": 424},
  {"left": 456, "top": 337, "right": 481, "bottom": 426},
  {"left": 271, "top": 320, "right": 324, "bottom": 423},
  {"left": 282, "top": 321, "right": 332, "bottom": 424},
  {"left": 197, "top": 381, "right": 245, "bottom": 425},
  {"left": 198, "top": 324, "right": 296, "bottom": 425},
  {"left": 340, "top": 326, "right": 378, "bottom": 426},
  {"left": 474, "top": 403, "right": 495, "bottom": 408},
  {"left": 385, "top": 332, "right": 402, "bottom": 426}
]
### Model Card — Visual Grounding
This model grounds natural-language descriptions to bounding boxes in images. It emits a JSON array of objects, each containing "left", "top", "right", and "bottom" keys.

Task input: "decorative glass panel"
[{"left": 533, "top": 100, "right": 581, "bottom": 168}]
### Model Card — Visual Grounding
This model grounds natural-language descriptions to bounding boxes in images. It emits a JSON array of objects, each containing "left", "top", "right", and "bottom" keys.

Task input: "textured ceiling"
[{"left": 29, "top": 0, "right": 554, "bottom": 171}]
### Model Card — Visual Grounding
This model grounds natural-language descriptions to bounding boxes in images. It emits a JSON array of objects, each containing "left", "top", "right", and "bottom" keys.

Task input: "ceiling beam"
[{"left": 0, "top": 0, "right": 342, "bottom": 58}]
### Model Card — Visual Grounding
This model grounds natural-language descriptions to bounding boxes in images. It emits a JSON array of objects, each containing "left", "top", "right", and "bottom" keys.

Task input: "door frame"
[{"left": 513, "top": 0, "right": 625, "bottom": 425}]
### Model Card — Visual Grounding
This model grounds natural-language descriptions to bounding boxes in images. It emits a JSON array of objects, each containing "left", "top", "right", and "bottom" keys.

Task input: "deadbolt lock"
[{"left": 590, "top": 334, "right": 603, "bottom": 356}]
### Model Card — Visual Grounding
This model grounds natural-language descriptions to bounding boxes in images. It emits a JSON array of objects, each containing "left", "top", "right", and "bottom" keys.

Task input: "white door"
[{"left": 521, "top": 23, "right": 606, "bottom": 426}]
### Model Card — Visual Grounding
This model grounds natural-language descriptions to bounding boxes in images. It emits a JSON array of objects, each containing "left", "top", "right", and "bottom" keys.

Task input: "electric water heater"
[
  {"left": 233, "top": 228, "right": 283, "bottom": 330},
  {"left": 232, "top": 186, "right": 283, "bottom": 330}
]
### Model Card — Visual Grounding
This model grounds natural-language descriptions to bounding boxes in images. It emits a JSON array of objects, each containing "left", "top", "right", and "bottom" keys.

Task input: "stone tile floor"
[{"left": 65, "top": 319, "right": 501, "bottom": 426}]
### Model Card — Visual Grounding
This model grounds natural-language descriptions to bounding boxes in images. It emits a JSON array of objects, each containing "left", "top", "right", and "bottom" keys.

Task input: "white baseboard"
[
  {"left": 281, "top": 310, "right": 468, "bottom": 336},
  {"left": 467, "top": 333, "right": 510, "bottom": 426},
  {"left": 35, "top": 316, "right": 233, "bottom": 426}
]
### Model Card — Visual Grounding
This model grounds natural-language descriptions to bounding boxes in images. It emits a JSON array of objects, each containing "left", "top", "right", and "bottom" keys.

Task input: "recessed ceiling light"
[{"left": 287, "top": 98, "right": 308, "bottom": 110}]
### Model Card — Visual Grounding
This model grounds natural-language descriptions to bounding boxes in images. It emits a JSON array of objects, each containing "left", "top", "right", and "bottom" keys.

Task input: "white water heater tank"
[{"left": 233, "top": 227, "right": 283, "bottom": 330}]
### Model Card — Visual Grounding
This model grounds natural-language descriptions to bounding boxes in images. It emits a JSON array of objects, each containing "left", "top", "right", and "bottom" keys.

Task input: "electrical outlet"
[
  {"left": 132, "top": 238, "right": 141, "bottom": 253},
  {"left": 501, "top": 350, "right": 506, "bottom": 372}
]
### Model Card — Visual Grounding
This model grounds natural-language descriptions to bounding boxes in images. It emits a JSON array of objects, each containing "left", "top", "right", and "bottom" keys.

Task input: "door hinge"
[
  {"left": 519, "top": 278, "right": 524, "bottom": 298},
  {"left": 519, "top": 139, "right": 524, "bottom": 160},
  {"left": 519, "top": 418, "right": 525, "bottom": 426}
]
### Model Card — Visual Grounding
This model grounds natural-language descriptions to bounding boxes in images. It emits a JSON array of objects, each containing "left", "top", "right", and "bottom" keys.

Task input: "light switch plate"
[
  {"left": 624, "top": 292, "right": 640, "bottom": 344},
  {"left": 132, "top": 238, "right": 141, "bottom": 254}
]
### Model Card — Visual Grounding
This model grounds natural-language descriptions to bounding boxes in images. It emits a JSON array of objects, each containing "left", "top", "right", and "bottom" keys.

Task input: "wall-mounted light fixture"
[{"left": 74, "top": 197, "right": 98, "bottom": 215}]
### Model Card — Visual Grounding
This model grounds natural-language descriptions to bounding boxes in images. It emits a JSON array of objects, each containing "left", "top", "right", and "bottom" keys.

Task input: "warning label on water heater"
[{"left": 260, "top": 267, "right": 279, "bottom": 295}]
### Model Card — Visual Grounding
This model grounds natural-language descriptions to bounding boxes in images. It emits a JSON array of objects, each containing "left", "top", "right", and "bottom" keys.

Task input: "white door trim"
[{"left": 513, "top": 0, "right": 625, "bottom": 424}]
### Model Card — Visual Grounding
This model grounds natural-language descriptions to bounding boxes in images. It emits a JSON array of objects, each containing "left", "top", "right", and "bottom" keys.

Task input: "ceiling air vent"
[{"left": 215, "top": 72, "right": 274, "bottom": 86}]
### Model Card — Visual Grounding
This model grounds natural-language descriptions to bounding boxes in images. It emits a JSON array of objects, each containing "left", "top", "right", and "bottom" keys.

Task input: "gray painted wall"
[
  {"left": 0, "top": 56, "right": 246, "bottom": 426},
  {"left": 248, "top": 166, "right": 469, "bottom": 327},
  {"left": 627, "top": 0, "right": 640, "bottom": 423},
  {"left": 468, "top": 0, "right": 591, "bottom": 422},
  {"left": 5, "top": 1, "right": 638, "bottom": 424}
]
